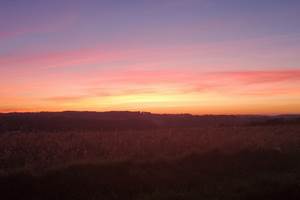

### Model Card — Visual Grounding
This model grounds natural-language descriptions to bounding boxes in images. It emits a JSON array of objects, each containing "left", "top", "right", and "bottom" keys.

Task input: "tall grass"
[{"left": 1, "top": 125, "right": 299, "bottom": 174}]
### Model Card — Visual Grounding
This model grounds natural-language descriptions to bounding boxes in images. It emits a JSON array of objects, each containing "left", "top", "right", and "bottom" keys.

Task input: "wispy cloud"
[
  {"left": 46, "top": 69, "right": 300, "bottom": 100},
  {"left": 211, "top": 70, "right": 300, "bottom": 84},
  {"left": 44, "top": 95, "right": 89, "bottom": 102},
  {"left": 89, "top": 68, "right": 300, "bottom": 86}
]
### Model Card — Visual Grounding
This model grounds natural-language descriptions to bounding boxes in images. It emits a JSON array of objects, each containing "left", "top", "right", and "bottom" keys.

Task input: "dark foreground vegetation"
[{"left": 0, "top": 112, "right": 300, "bottom": 200}]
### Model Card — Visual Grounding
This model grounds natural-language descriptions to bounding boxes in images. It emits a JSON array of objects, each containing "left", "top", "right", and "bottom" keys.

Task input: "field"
[{"left": 1, "top": 112, "right": 300, "bottom": 199}]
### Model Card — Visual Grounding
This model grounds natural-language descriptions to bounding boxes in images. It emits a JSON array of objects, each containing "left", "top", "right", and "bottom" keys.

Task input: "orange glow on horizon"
[
  {"left": 1, "top": 68, "right": 300, "bottom": 114},
  {"left": 1, "top": 85, "right": 300, "bottom": 115}
]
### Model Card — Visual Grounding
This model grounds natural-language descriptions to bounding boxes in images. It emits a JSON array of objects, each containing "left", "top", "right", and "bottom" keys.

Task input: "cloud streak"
[
  {"left": 1, "top": 68, "right": 300, "bottom": 114},
  {"left": 40, "top": 69, "right": 300, "bottom": 103}
]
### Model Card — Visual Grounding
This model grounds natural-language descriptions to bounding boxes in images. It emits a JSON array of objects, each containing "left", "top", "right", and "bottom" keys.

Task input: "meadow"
[{"left": 1, "top": 113, "right": 300, "bottom": 199}]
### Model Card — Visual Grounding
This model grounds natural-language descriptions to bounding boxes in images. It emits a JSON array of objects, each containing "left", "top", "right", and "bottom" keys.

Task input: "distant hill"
[{"left": 0, "top": 111, "right": 299, "bottom": 132}]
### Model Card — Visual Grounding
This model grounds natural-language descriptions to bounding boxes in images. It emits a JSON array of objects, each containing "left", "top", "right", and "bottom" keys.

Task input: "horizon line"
[{"left": 1, "top": 110, "right": 299, "bottom": 117}]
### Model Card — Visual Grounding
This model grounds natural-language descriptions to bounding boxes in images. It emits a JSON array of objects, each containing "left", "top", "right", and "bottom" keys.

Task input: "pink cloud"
[
  {"left": 211, "top": 70, "right": 300, "bottom": 84},
  {"left": 2, "top": 32, "right": 299, "bottom": 73},
  {"left": 0, "top": 48, "right": 128, "bottom": 70},
  {"left": 74, "top": 68, "right": 300, "bottom": 98},
  {"left": 90, "top": 68, "right": 300, "bottom": 85}
]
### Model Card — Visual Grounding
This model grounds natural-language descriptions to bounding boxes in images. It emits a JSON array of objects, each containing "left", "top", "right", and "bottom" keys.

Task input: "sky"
[{"left": 1, "top": 0, "right": 300, "bottom": 114}]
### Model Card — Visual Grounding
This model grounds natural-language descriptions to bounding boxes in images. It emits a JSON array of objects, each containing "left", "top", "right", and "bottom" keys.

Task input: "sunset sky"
[{"left": 1, "top": 0, "right": 300, "bottom": 114}]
